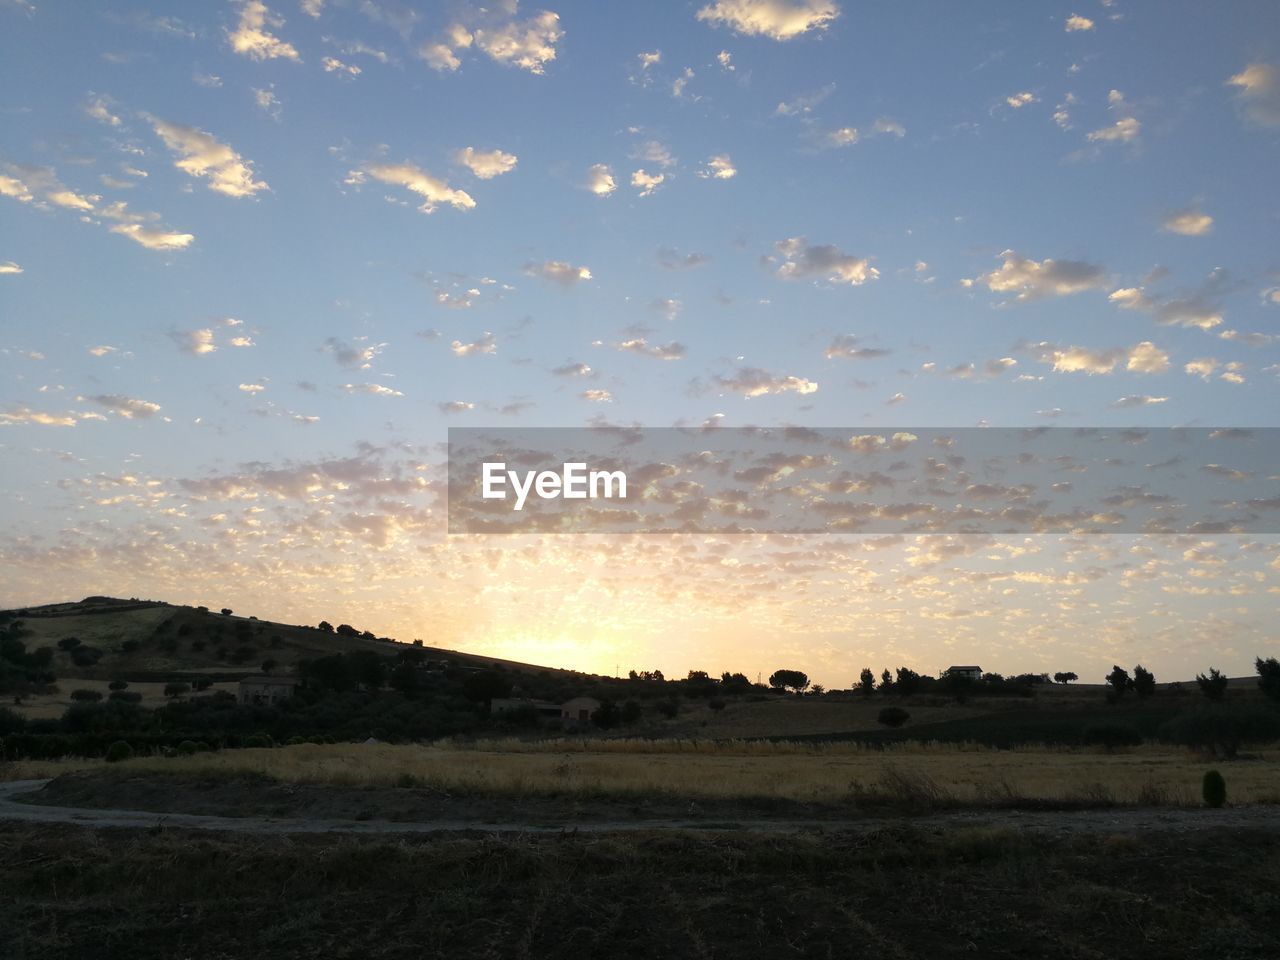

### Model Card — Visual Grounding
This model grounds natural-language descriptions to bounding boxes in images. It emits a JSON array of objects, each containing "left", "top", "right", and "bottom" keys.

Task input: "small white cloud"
[
  {"left": 85, "top": 95, "right": 122, "bottom": 126},
  {"left": 149, "top": 117, "right": 269, "bottom": 198},
  {"left": 714, "top": 367, "right": 818, "bottom": 397},
  {"left": 1006, "top": 91, "right": 1037, "bottom": 109},
  {"left": 699, "top": 154, "right": 736, "bottom": 179},
  {"left": 631, "top": 169, "right": 665, "bottom": 196},
  {"left": 1227, "top": 62, "right": 1280, "bottom": 127},
  {"left": 584, "top": 163, "right": 616, "bottom": 196},
  {"left": 238, "top": 383, "right": 266, "bottom": 393},
  {"left": 359, "top": 161, "right": 475, "bottom": 213},
  {"left": 0, "top": 261, "right": 23, "bottom": 275},
  {"left": 438, "top": 400, "right": 476, "bottom": 414},
  {"left": 524, "top": 260, "right": 592, "bottom": 286},
  {"left": 343, "top": 383, "right": 403, "bottom": 397},
  {"left": 1162, "top": 206, "right": 1213, "bottom": 236},
  {"left": 974, "top": 250, "right": 1106, "bottom": 300},
  {"left": 455, "top": 146, "right": 518, "bottom": 179},
  {"left": 772, "top": 237, "right": 877, "bottom": 286},
  {"left": 696, "top": 0, "right": 840, "bottom": 41},
  {"left": 172, "top": 329, "right": 217, "bottom": 355},
  {"left": 322, "top": 56, "right": 361, "bottom": 76},
  {"left": 228, "top": 0, "right": 301, "bottom": 62},
  {"left": 1065, "top": 13, "right": 1094, "bottom": 32},
  {"left": 89, "top": 394, "right": 162, "bottom": 418},
  {"left": 451, "top": 332, "right": 497, "bottom": 357},
  {"left": 580, "top": 389, "right": 613, "bottom": 402}
]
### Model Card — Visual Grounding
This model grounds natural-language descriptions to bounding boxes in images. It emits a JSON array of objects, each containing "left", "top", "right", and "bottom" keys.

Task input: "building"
[
  {"left": 238, "top": 675, "right": 296, "bottom": 706},
  {"left": 944, "top": 665, "right": 983, "bottom": 681},
  {"left": 560, "top": 696, "right": 601, "bottom": 725}
]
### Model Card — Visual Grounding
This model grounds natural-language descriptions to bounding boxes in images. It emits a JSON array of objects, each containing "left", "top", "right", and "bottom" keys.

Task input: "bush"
[
  {"left": 1203, "top": 770, "right": 1226, "bottom": 808},
  {"left": 163, "top": 682, "right": 191, "bottom": 698},
  {"left": 70, "top": 689, "right": 103, "bottom": 702},
  {"left": 0, "top": 706, "right": 26, "bottom": 736},
  {"left": 244, "top": 733, "right": 273, "bottom": 748},
  {"left": 108, "top": 680, "right": 129, "bottom": 691},
  {"left": 1082, "top": 724, "right": 1143, "bottom": 749},
  {"left": 708, "top": 698, "right": 726, "bottom": 712},
  {"left": 878, "top": 707, "right": 910, "bottom": 728},
  {"left": 1160, "top": 704, "right": 1280, "bottom": 759},
  {"left": 657, "top": 699, "right": 679, "bottom": 719},
  {"left": 108, "top": 691, "right": 142, "bottom": 704},
  {"left": 177, "top": 739, "right": 199, "bottom": 755},
  {"left": 105, "top": 740, "right": 133, "bottom": 763}
]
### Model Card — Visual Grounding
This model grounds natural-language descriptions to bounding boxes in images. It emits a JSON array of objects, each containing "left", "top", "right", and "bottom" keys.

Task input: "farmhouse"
[
  {"left": 944, "top": 665, "right": 983, "bottom": 680},
  {"left": 560, "top": 696, "right": 601, "bottom": 725},
  {"left": 238, "top": 675, "right": 296, "bottom": 706}
]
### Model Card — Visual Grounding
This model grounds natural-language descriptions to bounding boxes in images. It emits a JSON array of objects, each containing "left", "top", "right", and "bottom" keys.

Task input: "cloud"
[
  {"left": 171, "top": 329, "right": 216, "bottom": 355},
  {"left": 322, "top": 56, "right": 361, "bottom": 76},
  {"left": 928, "top": 357, "right": 1018, "bottom": 379},
  {"left": 631, "top": 169, "right": 665, "bottom": 196},
  {"left": 1064, "top": 13, "right": 1094, "bottom": 32},
  {"left": 617, "top": 338, "right": 686, "bottom": 360},
  {"left": 872, "top": 117, "right": 906, "bottom": 137},
  {"left": 1162, "top": 206, "right": 1213, "bottom": 236},
  {"left": 824, "top": 335, "right": 889, "bottom": 360},
  {"left": 359, "top": 161, "right": 475, "bottom": 213},
  {"left": 633, "top": 140, "right": 676, "bottom": 168},
  {"left": 451, "top": 332, "right": 497, "bottom": 357},
  {"left": 1184, "top": 358, "right": 1218, "bottom": 380},
  {"left": 1108, "top": 286, "right": 1224, "bottom": 330},
  {"left": 699, "top": 154, "right": 736, "bottom": 179},
  {"left": 1227, "top": 63, "right": 1280, "bottom": 127},
  {"left": 1112, "top": 395, "right": 1169, "bottom": 407},
  {"left": 324, "top": 337, "right": 383, "bottom": 368},
  {"left": 1029, "top": 340, "right": 1168, "bottom": 375},
  {"left": 772, "top": 237, "right": 877, "bottom": 285},
  {"left": 89, "top": 394, "right": 162, "bottom": 418},
  {"left": 973, "top": 250, "right": 1106, "bottom": 300},
  {"left": 552, "top": 362, "right": 593, "bottom": 377},
  {"left": 455, "top": 146, "right": 518, "bottom": 179},
  {"left": 85, "top": 95, "right": 122, "bottom": 126},
  {"left": 342, "top": 383, "right": 403, "bottom": 397},
  {"left": 714, "top": 367, "right": 818, "bottom": 396},
  {"left": 696, "top": 0, "right": 840, "bottom": 41},
  {"left": 524, "top": 260, "right": 592, "bottom": 286},
  {"left": 438, "top": 400, "right": 476, "bottom": 414},
  {"left": 581, "top": 389, "right": 613, "bottom": 402},
  {"left": 228, "top": 0, "right": 301, "bottom": 62},
  {"left": 657, "top": 247, "right": 709, "bottom": 270},
  {"left": 109, "top": 226, "right": 193, "bottom": 252},
  {"left": 583, "top": 163, "right": 616, "bottom": 196},
  {"left": 0, "top": 261, "right": 23, "bottom": 275},
  {"left": 774, "top": 83, "right": 835, "bottom": 116},
  {"left": 301, "top": 0, "right": 324, "bottom": 17},
  {"left": 238, "top": 383, "right": 266, "bottom": 394},
  {"left": 822, "top": 126, "right": 858, "bottom": 147},
  {"left": 1087, "top": 115, "right": 1140, "bottom": 144},
  {"left": 0, "top": 405, "right": 82, "bottom": 427},
  {"left": 253, "top": 87, "right": 282, "bottom": 119},
  {"left": 149, "top": 118, "right": 269, "bottom": 198},
  {"left": 421, "top": 8, "right": 562, "bottom": 75}
]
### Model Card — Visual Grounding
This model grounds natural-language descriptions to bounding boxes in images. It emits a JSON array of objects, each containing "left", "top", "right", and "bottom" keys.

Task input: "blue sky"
[{"left": 2, "top": 1, "right": 1279, "bottom": 685}]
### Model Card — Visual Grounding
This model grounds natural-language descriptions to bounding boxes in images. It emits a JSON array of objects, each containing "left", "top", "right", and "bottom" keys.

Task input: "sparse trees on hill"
[
  {"left": 1106, "top": 665, "right": 1132, "bottom": 699},
  {"left": 318, "top": 621, "right": 334, "bottom": 633},
  {"left": 1255, "top": 657, "right": 1280, "bottom": 703},
  {"left": 858, "top": 668, "right": 875, "bottom": 698},
  {"left": 768, "top": 669, "right": 809, "bottom": 694},
  {"left": 1133, "top": 665, "right": 1156, "bottom": 698},
  {"left": 1053, "top": 671, "right": 1078, "bottom": 684},
  {"left": 1196, "top": 668, "right": 1229, "bottom": 701}
]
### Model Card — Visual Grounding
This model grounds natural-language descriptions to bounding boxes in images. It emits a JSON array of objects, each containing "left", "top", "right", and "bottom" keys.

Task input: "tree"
[
  {"left": 768, "top": 669, "right": 809, "bottom": 694},
  {"left": 719, "top": 672, "right": 752, "bottom": 695},
  {"left": 809, "top": 684, "right": 825, "bottom": 697},
  {"left": 880, "top": 669, "right": 892, "bottom": 690},
  {"left": 1132, "top": 665, "right": 1156, "bottom": 698},
  {"left": 220, "top": 608, "right": 233, "bottom": 617},
  {"left": 318, "top": 621, "right": 334, "bottom": 633},
  {"left": 57, "top": 637, "right": 81, "bottom": 651},
  {"left": 1196, "top": 668, "right": 1229, "bottom": 701},
  {"left": 1053, "top": 671, "right": 1078, "bottom": 684},
  {"left": 620, "top": 700, "right": 643, "bottom": 724},
  {"left": 591, "top": 699, "right": 620, "bottom": 729},
  {"left": 1255, "top": 657, "right": 1280, "bottom": 703},
  {"left": 1161, "top": 704, "right": 1280, "bottom": 759},
  {"left": 108, "top": 679, "right": 128, "bottom": 691},
  {"left": 878, "top": 706, "right": 910, "bottom": 728},
  {"left": 163, "top": 682, "right": 190, "bottom": 699},
  {"left": 858, "top": 668, "right": 875, "bottom": 698},
  {"left": 1106, "top": 665, "right": 1132, "bottom": 699},
  {"left": 894, "top": 666, "right": 922, "bottom": 696}
]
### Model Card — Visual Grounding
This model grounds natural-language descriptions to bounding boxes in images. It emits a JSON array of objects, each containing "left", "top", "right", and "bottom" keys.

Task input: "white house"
[{"left": 944, "top": 665, "right": 983, "bottom": 681}]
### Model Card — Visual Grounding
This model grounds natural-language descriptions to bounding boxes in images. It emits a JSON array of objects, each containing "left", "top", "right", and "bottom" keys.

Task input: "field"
[{"left": 7, "top": 739, "right": 1279, "bottom": 809}]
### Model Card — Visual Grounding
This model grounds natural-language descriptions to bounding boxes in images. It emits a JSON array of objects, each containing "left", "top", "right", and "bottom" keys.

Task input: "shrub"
[
  {"left": 286, "top": 736, "right": 307, "bottom": 745},
  {"left": 177, "top": 740, "right": 199, "bottom": 755},
  {"left": 1195, "top": 668, "right": 1229, "bottom": 701},
  {"left": 108, "top": 691, "right": 142, "bottom": 704},
  {"left": 70, "top": 689, "right": 103, "bottom": 702},
  {"left": 1160, "top": 704, "right": 1280, "bottom": 759},
  {"left": 105, "top": 740, "right": 133, "bottom": 763},
  {"left": 56, "top": 637, "right": 81, "bottom": 651},
  {"left": 708, "top": 698, "right": 726, "bottom": 712},
  {"left": 657, "top": 699, "right": 679, "bottom": 719},
  {"left": 878, "top": 706, "right": 910, "bottom": 728},
  {"left": 108, "top": 680, "right": 129, "bottom": 691},
  {"left": 163, "top": 682, "right": 191, "bottom": 698},
  {"left": 0, "top": 706, "right": 26, "bottom": 736},
  {"left": 1203, "top": 770, "right": 1226, "bottom": 808},
  {"left": 245, "top": 733, "right": 273, "bottom": 748},
  {"left": 1082, "top": 724, "right": 1143, "bottom": 749}
]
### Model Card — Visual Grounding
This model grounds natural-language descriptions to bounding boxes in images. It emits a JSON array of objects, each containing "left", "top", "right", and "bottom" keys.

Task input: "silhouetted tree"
[
  {"left": 220, "top": 608, "right": 233, "bottom": 617},
  {"left": 1106, "top": 665, "right": 1132, "bottom": 699},
  {"left": 894, "top": 666, "right": 922, "bottom": 696},
  {"left": 880, "top": 669, "right": 892, "bottom": 690},
  {"left": 859, "top": 668, "right": 875, "bottom": 697},
  {"left": 1256, "top": 657, "right": 1280, "bottom": 703},
  {"left": 1053, "top": 671, "right": 1078, "bottom": 684},
  {"left": 1133, "top": 665, "right": 1156, "bottom": 698},
  {"left": 317, "top": 621, "right": 334, "bottom": 633},
  {"left": 768, "top": 669, "right": 809, "bottom": 694},
  {"left": 1196, "top": 668, "right": 1229, "bottom": 701}
]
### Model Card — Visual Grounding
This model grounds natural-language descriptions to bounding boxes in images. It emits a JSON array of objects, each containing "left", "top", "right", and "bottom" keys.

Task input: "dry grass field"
[{"left": 6, "top": 739, "right": 1277, "bottom": 806}]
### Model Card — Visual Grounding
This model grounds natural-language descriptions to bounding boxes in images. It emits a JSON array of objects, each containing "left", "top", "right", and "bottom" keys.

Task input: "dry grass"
[{"left": 8, "top": 739, "right": 1276, "bottom": 806}]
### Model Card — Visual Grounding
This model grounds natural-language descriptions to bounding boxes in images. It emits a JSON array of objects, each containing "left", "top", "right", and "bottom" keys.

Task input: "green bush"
[
  {"left": 105, "top": 740, "right": 133, "bottom": 763},
  {"left": 1202, "top": 770, "right": 1226, "bottom": 808},
  {"left": 177, "top": 740, "right": 199, "bottom": 755},
  {"left": 286, "top": 736, "right": 307, "bottom": 745},
  {"left": 878, "top": 707, "right": 910, "bottom": 728},
  {"left": 244, "top": 733, "right": 274, "bottom": 748}
]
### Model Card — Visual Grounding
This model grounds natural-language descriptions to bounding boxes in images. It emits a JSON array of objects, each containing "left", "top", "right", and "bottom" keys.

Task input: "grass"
[
  {"left": 7, "top": 739, "right": 1278, "bottom": 806},
  {"left": 1, "top": 820, "right": 1277, "bottom": 959}
]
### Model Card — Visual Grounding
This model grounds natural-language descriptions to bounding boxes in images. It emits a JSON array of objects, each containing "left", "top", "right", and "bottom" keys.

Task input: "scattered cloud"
[
  {"left": 1162, "top": 206, "right": 1213, "bottom": 236},
  {"left": 84, "top": 95, "right": 122, "bottom": 126},
  {"left": 1006, "top": 91, "right": 1037, "bottom": 109},
  {"left": 617, "top": 338, "right": 686, "bottom": 360},
  {"left": 324, "top": 337, "right": 383, "bottom": 368},
  {"left": 420, "top": 7, "right": 563, "bottom": 75},
  {"left": 631, "top": 169, "right": 665, "bottom": 196},
  {"left": 1065, "top": 13, "right": 1094, "bottom": 32},
  {"left": 149, "top": 118, "right": 269, "bottom": 198},
  {"left": 825, "top": 335, "right": 889, "bottom": 360},
  {"left": 358, "top": 161, "right": 475, "bottom": 213},
  {"left": 89, "top": 394, "right": 162, "bottom": 419},
  {"left": 524, "top": 260, "right": 592, "bottom": 286},
  {"left": 451, "top": 332, "right": 497, "bottom": 357},
  {"left": 657, "top": 247, "right": 709, "bottom": 270},
  {"left": 696, "top": 0, "right": 840, "bottom": 41},
  {"left": 438, "top": 400, "right": 476, "bottom": 414},
  {"left": 1227, "top": 63, "right": 1280, "bottom": 127},
  {"left": 584, "top": 163, "right": 616, "bottom": 196},
  {"left": 699, "top": 154, "right": 736, "bottom": 179},
  {"left": 1029, "top": 340, "right": 1168, "bottom": 375},
  {"left": 972, "top": 250, "right": 1107, "bottom": 300},
  {"left": 1112, "top": 395, "right": 1169, "bottom": 407},
  {"left": 714, "top": 367, "right": 818, "bottom": 396},
  {"left": 342, "top": 382, "right": 403, "bottom": 397},
  {"left": 0, "top": 261, "right": 23, "bottom": 275},
  {"left": 171, "top": 329, "right": 217, "bottom": 355},
  {"left": 228, "top": 0, "right": 301, "bottom": 62},
  {"left": 771, "top": 237, "right": 878, "bottom": 286},
  {"left": 774, "top": 83, "right": 835, "bottom": 116},
  {"left": 322, "top": 56, "right": 361, "bottom": 76},
  {"left": 455, "top": 147, "right": 518, "bottom": 179},
  {"left": 581, "top": 388, "right": 613, "bottom": 402}
]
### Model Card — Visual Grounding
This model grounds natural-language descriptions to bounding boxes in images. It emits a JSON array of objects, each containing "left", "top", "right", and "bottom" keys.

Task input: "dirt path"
[{"left": 2, "top": 778, "right": 1278, "bottom": 836}]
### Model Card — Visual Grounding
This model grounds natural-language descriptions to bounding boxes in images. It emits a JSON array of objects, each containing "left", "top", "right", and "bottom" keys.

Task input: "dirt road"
[{"left": 2, "top": 777, "right": 1277, "bottom": 836}]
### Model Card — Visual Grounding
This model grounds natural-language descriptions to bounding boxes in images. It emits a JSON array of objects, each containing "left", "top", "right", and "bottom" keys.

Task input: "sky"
[{"left": 1, "top": 0, "right": 1279, "bottom": 688}]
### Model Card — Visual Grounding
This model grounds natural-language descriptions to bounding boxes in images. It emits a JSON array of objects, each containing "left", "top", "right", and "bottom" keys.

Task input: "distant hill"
[{"left": 0, "top": 596, "right": 595, "bottom": 685}]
